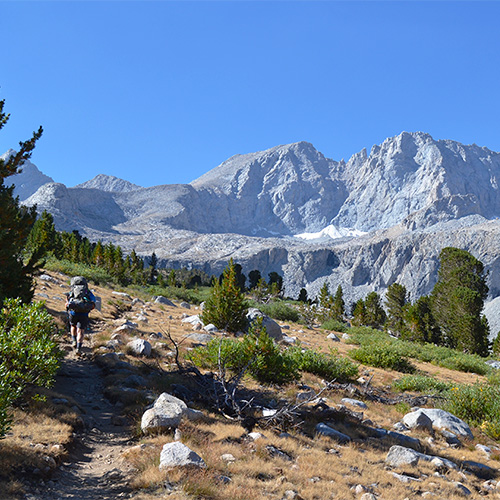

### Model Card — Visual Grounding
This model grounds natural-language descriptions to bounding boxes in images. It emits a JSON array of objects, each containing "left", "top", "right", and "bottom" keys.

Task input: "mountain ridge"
[{"left": 9, "top": 132, "right": 500, "bottom": 334}]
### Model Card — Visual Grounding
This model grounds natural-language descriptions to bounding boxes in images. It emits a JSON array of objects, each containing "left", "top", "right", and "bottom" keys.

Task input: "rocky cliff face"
[
  {"left": 1, "top": 149, "right": 54, "bottom": 200},
  {"left": 16, "top": 132, "right": 500, "bottom": 334},
  {"left": 75, "top": 174, "right": 141, "bottom": 192}
]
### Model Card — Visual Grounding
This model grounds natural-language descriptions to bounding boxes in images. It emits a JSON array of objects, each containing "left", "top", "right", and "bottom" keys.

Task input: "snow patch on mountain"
[{"left": 294, "top": 225, "right": 367, "bottom": 241}]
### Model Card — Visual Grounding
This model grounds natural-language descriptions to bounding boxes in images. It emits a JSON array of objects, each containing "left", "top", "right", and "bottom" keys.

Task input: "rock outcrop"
[{"left": 12, "top": 132, "right": 500, "bottom": 316}]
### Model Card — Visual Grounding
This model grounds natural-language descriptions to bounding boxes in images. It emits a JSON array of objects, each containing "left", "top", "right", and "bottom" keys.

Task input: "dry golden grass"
[{"left": 21, "top": 270, "right": 500, "bottom": 500}]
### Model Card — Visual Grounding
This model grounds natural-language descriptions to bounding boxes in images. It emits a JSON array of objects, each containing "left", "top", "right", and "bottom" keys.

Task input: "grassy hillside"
[{"left": 1, "top": 270, "right": 499, "bottom": 500}]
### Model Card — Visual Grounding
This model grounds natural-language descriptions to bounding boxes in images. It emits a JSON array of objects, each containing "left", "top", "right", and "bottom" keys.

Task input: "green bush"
[
  {"left": 345, "top": 326, "right": 389, "bottom": 345},
  {"left": 187, "top": 318, "right": 300, "bottom": 385},
  {"left": 393, "top": 375, "right": 451, "bottom": 393},
  {"left": 45, "top": 257, "right": 115, "bottom": 286},
  {"left": 0, "top": 299, "right": 62, "bottom": 438},
  {"left": 442, "top": 382, "right": 500, "bottom": 439},
  {"left": 346, "top": 326, "right": 490, "bottom": 376},
  {"left": 288, "top": 346, "right": 358, "bottom": 382},
  {"left": 349, "top": 342, "right": 416, "bottom": 373},
  {"left": 438, "top": 355, "right": 491, "bottom": 375},
  {"left": 258, "top": 301, "right": 300, "bottom": 323},
  {"left": 320, "top": 319, "right": 348, "bottom": 333}
]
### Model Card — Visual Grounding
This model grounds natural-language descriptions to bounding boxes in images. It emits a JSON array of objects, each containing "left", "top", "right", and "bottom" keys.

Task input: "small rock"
[
  {"left": 360, "top": 494, "right": 377, "bottom": 500},
  {"left": 203, "top": 324, "right": 218, "bottom": 333},
  {"left": 159, "top": 442, "right": 205, "bottom": 469},
  {"left": 340, "top": 398, "right": 368, "bottom": 409},
  {"left": 127, "top": 338, "right": 152, "bottom": 357},
  {"left": 296, "top": 389, "right": 317, "bottom": 403},
  {"left": 393, "top": 422, "right": 409, "bottom": 432},
  {"left": 385, "top": 445, "right": 420, "bottom": 467},
  {"left": 476, "top": 443, "right": 492, "bottom": 456},
  {"left": 248, "top": 432, "right": 266, "bottom": 440},
  {"left": 402, "top": 410, "right": 434, "bottom": 433},
  {"left": 180, "top": 302, "right": 191, "bottom": 309},
  {"left": 327, "top": 333, "right": 340, "bottom": 342},
  {"left": 221, "top": 453, "right": 236, "bottom": 462},
  {"left": 154, "top": 296, "right": 177, "bottom": 307},
  {"left": 316, "top": 423, "right": 351, "bottom": 444},
  {"left": 453, "top": 482, "right": 472, "bottom": 496},
  {"left": 353, "top": 484, "right": 367, "bottom": 494}
]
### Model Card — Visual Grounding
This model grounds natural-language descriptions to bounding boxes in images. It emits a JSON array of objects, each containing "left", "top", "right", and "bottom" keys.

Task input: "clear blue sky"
[{"left": 1, "top": 1, "right": 499, "bottom": 187}]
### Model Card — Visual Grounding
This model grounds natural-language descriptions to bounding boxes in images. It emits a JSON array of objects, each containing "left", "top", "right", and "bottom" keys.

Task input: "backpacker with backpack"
[{"left": 67, "top": 276, "right": 95, "bottom": 313}]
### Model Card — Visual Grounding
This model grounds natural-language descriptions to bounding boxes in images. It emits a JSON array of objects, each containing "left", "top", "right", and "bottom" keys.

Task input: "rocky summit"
[{"left": 10, "top": 132, "right": 500, "bottom": 333}]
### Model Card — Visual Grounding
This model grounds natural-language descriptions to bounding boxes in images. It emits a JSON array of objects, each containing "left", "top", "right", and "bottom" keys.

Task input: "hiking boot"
[{"left": 71, "top": 337, "right": 77, "bottom": 348}]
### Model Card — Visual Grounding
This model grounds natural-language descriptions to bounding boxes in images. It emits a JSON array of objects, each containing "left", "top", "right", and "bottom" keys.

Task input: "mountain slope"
[
  {"left": 1, "top": 149, "right": 54, "bottom": 201},
  {"left": 75, "top": 174, "right": 141, "bottom": 192},
  {"left": 18, "top": 132, "right": 500, "bottom": 313}
]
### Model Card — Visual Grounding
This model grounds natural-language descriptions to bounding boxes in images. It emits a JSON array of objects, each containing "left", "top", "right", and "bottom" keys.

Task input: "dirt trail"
[{"left": 26, "top": 339, "right": 138, "bottom": 500}]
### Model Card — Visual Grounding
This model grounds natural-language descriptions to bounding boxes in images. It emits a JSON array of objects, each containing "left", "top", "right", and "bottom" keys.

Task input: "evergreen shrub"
[
  {"left": 258, "top": 301, "right": 300, "bottom": 322},
  {"left": 187, "top": 318, "right": 300, "bottom": 385},
  {"left": 288, "top": 346, "right": 358, "bottom": 382},
  {"left": 393, "top": 375, "right": 451, "bottom": 393},
  {"left": 320, "top": 319, "right": 348, "bottom": 333},
  {"left": 349, "top": 342, "right": 416, "bottom": 373},
  {"left": 0, "top": 299, "right": 62, "bottom": 438}
]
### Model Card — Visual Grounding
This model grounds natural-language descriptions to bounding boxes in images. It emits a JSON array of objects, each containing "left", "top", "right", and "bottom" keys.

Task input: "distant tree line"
[{"left": 312, "top": 247, "right": 490, "bottom": 356}]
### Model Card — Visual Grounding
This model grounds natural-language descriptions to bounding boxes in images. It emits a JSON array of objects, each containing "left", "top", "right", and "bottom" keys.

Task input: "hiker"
[{"left": 65, "top": 276, "right": 96, "bottom": 355}]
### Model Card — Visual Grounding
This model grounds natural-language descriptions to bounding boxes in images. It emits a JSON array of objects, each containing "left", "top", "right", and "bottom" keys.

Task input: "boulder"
[
  {"left": 159, "top": 442, "right": 206, "bottom": 470},
  {"left": 439, "top": 429, "right": 462, "bottom": 446},
  {"left": 414, "top": 409, "right": 473, "bottom": 439},
  {"left": 204, "top": 324, "right": 218, "bottom": 333},
  {"left": 316, "top": 423, "right": 351, "bottom": 444},
  {"left": 186, "top": 333, "right": 214, "bottom": 345},
  {"left": 127, "top": 339, "right": 152, "bottom": 357},
  {"left": 402, "top": 411, "right": 433, "bottom": 432},
  {"left": 182, "top": 314, "right": 203, "bottom": 326},
  {"left": 327, "top": 333, "right": 340, "bottom": 342},
  {"left": 246, "top": 308, "right": 282, "bottom": 341},
  {"left": 341, "top": 398, "right": 368, "bottom": 409},
  {"left": 462, "top": 460, "right": 496, "bottom": 479},
  {"left": 485, "top": 360, "right": 500, "bottom": 369},
  {"left": 385, "top": 445, "right": 421, "bottom": 467},
  {"left": 180, "top": 302, "right": 191, "bottom": 309},
  {"left": 154, "top": 296, "right": 176, "bottom": 307},
  {"left": 141, "top": 393, "right": 187, "bottom": 433}
]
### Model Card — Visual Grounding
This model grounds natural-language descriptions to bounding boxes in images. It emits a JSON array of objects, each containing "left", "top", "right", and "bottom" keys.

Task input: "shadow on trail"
[{"left": 37, "top": 347, "right": 137, "bottom": 500}]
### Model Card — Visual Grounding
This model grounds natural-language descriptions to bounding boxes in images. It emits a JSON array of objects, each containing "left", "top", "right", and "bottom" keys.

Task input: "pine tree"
[
  {"left": 268, "top": 272, "right": 283, "bottom": 297},
  {"left": 148, "top": 252, "right": 158, "bottom": 284},
  {"left": 385, "top": 283, "right": 408, "bottom": 335},
  {"left": 402, "top": 296, "right": 441, "bottom": 344},
  {"left": 431, "top": 247, "right": 489, "bottom": 355},
  {"left": 351, "top": 299, "right": 367, "bottom": 327},
  {"left": 298, "top": 288, "right": 308, "bottom": 303},
  {"left": 0, "top": 99, "right": 43, "bottom": 305},
  {"left": 92, "top": 240, "right": 105, "bottom": 267},
  {"left": 201, "top": 258, "right": 248, "bottom": 333},
  {"left": 364, "top": 292, "right": 387, "bottom": 329},
  {"left": 248, "top": 270, "right": 262, "bottom": 290},
  {"left": 332, "top": 285, "right": 345, "bottom": 322}
]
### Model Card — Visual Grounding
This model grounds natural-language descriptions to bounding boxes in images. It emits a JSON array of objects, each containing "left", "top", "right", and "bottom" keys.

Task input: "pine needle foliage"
[
  {"left": 201, "top": 258, "right": 248, "bottom": 333},
  {"left": 0, "top": 99, "right": 43, "bottom": 305}
]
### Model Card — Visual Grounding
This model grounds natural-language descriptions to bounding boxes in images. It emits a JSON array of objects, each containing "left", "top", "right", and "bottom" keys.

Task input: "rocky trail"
[{"left": 24, "top": 335, "right": 138, "bottom": 500}]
